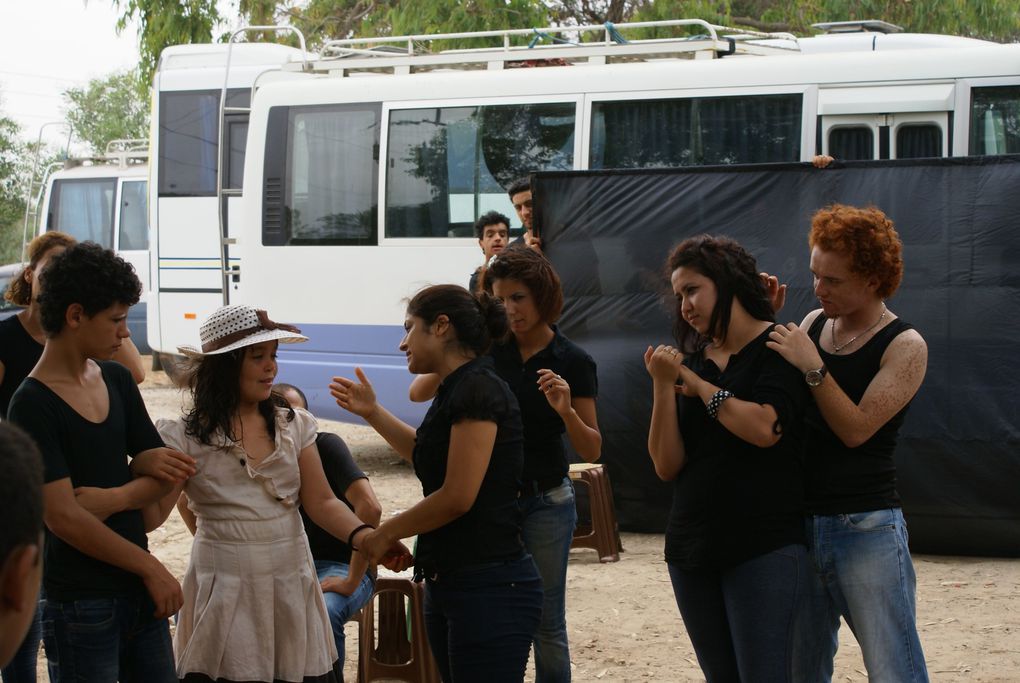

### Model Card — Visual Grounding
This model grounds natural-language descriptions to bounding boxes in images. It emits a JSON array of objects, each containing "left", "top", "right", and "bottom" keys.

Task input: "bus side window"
[
  {"left": 896, "top": 124, "right": 942, "bottom": 158},
  {"left": 49, "top": 178, "right": 117, "bottom": 248},
  {"left": 385, "top": 102, "right": 575, "bottom": 238},
  {"left": 828, "top": 126, "right": 875, "bottom": 160},
  {"left": 970, "top": 86, "right": 1020, "bottom": 155},
  {"left": 119, "top": 180, "right": 148, "bottom": 251},
  {"left": 589, "top": 94, "right": 802, "bottom": 169}
]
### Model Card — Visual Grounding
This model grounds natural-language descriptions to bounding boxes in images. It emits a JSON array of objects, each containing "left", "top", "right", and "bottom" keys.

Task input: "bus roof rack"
[
  {"left": 812, "top": 20, "right": 903, "bottom": 34},
  {"left": 62, "top": 140, "right": 149, "bottom": 170},
  {"left": 306, "top": 19, "right": 799, "bottom": 75}
]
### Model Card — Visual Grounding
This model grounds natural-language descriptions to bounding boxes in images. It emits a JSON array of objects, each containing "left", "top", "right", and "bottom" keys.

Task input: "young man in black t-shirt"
[
  {"left": 467, "top": 211, "right": 511, "bottom": 293},
  {"left": 8, "top": 243, "right": 192, "bottom": 683},
  {"left": 274, "top": 383, "right": 382, "bottom": 671}
]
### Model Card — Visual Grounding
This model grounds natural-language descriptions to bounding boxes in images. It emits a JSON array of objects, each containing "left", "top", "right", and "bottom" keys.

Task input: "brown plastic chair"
[
  {"left": 357, "top": 577, "right": 441, "bottom": 683},
  {"left": 568, "top": 463, "right": 623, "bottom": 563}
]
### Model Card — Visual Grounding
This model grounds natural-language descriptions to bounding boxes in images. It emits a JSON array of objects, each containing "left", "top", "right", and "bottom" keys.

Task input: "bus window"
[
  {"left": 970, "top": 86, "right": 1020, "bottom": 155},
  {"left": 226, "top": 120, "right": 248, "bottom": 190},
  {"left": 590, "top": 94, "right": 801, "bottom": 169},
  {"left": 48, "top": 178, "right": 116, "bottom": 247},
  {"left": 828, "top": 126, "right": 875, "bottom": 160},
  {"left": 263, "top": 103, "right": 381, "bottom": 246},
  {"left": 385, "top": 102, "right": 575, "bottom": 238},
  {"left": 159, "top": 89, "right": 250, "bottom": 197},
  {"left": 896, "top": 124, "right": 942, "bottom": 158},
  {"left": 119, "top": 180, "right": 148, "bottom": 251}
]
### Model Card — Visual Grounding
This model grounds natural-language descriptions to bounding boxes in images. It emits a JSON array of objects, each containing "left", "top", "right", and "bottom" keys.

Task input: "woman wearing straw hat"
[{"left": 151, "top": 304, "right": 411, "bottom": 683}]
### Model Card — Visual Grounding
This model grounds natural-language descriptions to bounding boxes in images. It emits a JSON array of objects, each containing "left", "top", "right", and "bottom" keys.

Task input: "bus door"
[
  {"left": 818, "top": 83, "right": 953, "bottom": 160},
  {"left": 115, "top": 177, "right": 151, "bottom": 351}
]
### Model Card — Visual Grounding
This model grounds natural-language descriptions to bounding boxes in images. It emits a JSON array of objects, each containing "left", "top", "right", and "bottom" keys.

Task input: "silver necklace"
[{"left": 830, "top": 303, "right": 887, "bottom": 353}]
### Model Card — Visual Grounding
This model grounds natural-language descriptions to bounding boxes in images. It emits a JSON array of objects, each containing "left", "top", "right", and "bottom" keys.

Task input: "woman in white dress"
[{"left": 150, "top": 305, "right": 410, "bottom": 683}]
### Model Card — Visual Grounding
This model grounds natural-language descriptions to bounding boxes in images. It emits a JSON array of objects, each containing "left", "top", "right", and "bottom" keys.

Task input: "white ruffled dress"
[{"left": 158, "top": 408, "right": 339, "bottom": 683}]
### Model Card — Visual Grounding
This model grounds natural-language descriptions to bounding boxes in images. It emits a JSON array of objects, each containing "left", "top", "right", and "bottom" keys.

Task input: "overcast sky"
[{"left": 0, "top": 0, "right": 239, "bottom": 152}]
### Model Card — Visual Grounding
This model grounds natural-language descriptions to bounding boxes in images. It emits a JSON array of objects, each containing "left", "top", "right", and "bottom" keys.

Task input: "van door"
[{"left": 117, "top": 178, "right": 151, "bottom": 352}]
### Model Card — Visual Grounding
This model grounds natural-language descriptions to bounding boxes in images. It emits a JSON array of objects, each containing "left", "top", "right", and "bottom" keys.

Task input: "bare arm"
[
  {"left": 323, "top": 479, "right": 382, "bottom": 596},
  {"left": 44, "top": 478, "right": 183, "bottom": 618},
  {"left": 112, "top": 337, "right": 146, "bottom": 384},
  {"left": 177, "top": 491, "right": 197, "bottom": 535},
  {"left": 408, "top": 373, "right": 441, "bottom": 403},
  {"left": 536, "top": 368, "right": 601, "bottom": 461},
  {"left": 644, "top": 346, "right": 686, "bottom": 480},
  {"left": 73, "top": 477, "right": 174, "bottom": 532},
  {"left": 767, "top": 313, "right": 928, "bottom": 447},
  {"left": 360, "top": 420, "right": 496, "bottom": 562},
  {"left": 331, "top": 368, "right": 417, "bottom": 461},
  {"left": 677, "top": 365, "right": 783, "bottom": 449}
]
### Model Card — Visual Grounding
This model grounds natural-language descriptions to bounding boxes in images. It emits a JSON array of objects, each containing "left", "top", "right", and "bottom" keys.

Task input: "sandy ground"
[{"left": 37, "top": 365, "right": 1020, "bottom": 681}]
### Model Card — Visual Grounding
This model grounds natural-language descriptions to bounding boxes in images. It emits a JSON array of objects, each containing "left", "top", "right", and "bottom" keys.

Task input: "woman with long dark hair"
[
  {"left": 151, "top": 304, "right": 409, "bottom": 683},
  {"left": 332, "top": 284, "right": 543, "bottom": 682},
  {"left": 645, "top": 235, "right": 809, "bottom": 682}
]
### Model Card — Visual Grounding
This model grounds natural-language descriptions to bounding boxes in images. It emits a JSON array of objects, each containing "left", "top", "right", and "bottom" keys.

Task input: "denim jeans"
[
  {"left": 41, "top": 596, "right": 176, "bottom": 683},
  {"left": 519, "top": 477, "right": 577, "bottom": 683},
  {"left": 424, "top": 555, "right": 543, "bottom": 683},
  {"left": 1, "top": 599, "right": 42, "bottom": 683},
  {"left": 797, "top": 509, "right": 929, "bottom": 683},
  {"left": 314, "top": 560, "right": 375, "bottom": 671},
  {"left": 668, "top": 544, "right": 808, "bottom": 683}
]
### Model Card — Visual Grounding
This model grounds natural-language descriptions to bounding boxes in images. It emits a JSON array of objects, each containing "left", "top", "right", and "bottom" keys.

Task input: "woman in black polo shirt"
[
  {"left": 331, "top": 284, "right": 542, "bottom": 683},
  {"left": 645, "top": 235, "right": 809, "bottom": 682}
]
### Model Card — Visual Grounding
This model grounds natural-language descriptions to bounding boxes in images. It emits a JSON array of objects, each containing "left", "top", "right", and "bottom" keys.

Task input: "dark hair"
[
  {"left": 507, "top": 176, "right": 531, "bottom": 199},
  {"left": 406, "top": 284, "right": 508, "bottom": 356},
  {"left": 183, "top": 345, "right": 294, "bottom": 449},
  {"left": 272, "top": 382, "right": 308, "bottom": 410},
  {"left": 666, "top": 235, "right": 774, "bottom": 354},
  {"left": 809, "top": 204, "right": 903, "bottom": 298},
  {"left": 5, "top": 231, "right": 77, "bottom": 306},
  {"left": 483, "top": 246, "right": 563, "bottom": 324},
  {"left": 473, "top": 211, "right": 511, "bottom": 240},
  {"left": 37, "top": 241, "right": 140, "bottom": 336},
  {"left": 0, "top": 423, "right": 44, "bottom": 565}
]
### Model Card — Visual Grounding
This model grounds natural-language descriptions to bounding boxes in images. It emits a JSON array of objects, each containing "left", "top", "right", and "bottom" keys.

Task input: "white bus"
[
  {"left": 38, "top": 141, "right": 152, "bottom": 350},
  {"left": 148, "top": 19, "right": 1020, "bottom": 421}
]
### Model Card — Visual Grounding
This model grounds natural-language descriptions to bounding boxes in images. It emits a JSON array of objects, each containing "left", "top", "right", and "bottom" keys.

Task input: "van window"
[
  {"left": 828, "top": 126, "right": 874, "bottom": 160},
  {"left": 119, "top": 180, "right": 148, "bottom": 251},
  {"left": 590, "top": 94, "right": 801, "bottom": 168},
  {"left": 159, "top": 89, "right": 250, "bottom": 197},
  {"left": 48, "top": 178, "right": 116, "bottom": 247},
  {"left": 262, "top": 103, "right": 381, "bottom": 246},
  {"left": 970, "top": 86, "right": 1020, "bottom": 155},
  {"left": 896, "top": 124, "right": 942, "bottom": 158},
  {"left": 386, "top": 103, "right": 575, "bottom": 238}
]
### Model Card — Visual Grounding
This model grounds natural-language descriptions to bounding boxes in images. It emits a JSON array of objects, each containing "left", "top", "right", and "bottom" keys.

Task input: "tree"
[
  {"left": 0, "top": 95, "right": 27, "bottom": 264},
  {"left": 63, "top": 70, "right": 150, "bottom": 156}
]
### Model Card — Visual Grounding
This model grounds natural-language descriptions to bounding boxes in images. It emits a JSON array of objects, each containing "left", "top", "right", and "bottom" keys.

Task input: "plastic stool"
[
  {"left": 357, "top": 578, "right": 441, "bottom": 683},
  {"left": 568, "top": 463, "right": 623, "bottom": 563}
]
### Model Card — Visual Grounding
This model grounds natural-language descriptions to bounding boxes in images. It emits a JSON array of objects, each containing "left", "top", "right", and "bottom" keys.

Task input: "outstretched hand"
[
  {"left": 330, "top": 367, "right": 378, "bottom": 419},
  {"left": 130, "top": 447, "right": 196, "bottom": 483},
  {"left": 360, "top": 528, "right": 414, "bottom": 571}
]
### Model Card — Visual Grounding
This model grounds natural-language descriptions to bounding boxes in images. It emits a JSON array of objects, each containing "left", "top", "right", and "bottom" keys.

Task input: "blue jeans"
[
  {"left": 519, "top": 477, "right": 577, "bottom": 683},
  {"left": 1, "top": 599, "right": 42, "bottom": 683},
  {"left": 424, "top": 555, "right": 543, "bottom": 683},
  {"left": 798, "top": 509, "right": 929, "bottom": 683},
  {"left": 41, "top": 596, "right": 176, "bottom": 683},
  {"left": 668, "top": 544, "right": 808, "bottom": 683},
  {"left": 314, "top": 560, "right": 375, "bottom": 670}
]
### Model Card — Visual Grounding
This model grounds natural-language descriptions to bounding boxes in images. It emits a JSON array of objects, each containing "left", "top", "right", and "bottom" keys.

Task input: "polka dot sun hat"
[{"left": 178, "top": 304, "right": 308, "bottom": 358}]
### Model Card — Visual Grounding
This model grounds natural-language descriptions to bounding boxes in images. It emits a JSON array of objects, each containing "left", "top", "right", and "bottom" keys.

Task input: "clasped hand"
[
  {"left": 644, "top": 345, "right": 700, "bottom": 397},
  {"left": 360, "top": 528, "right": 414, "bottom": 572}
]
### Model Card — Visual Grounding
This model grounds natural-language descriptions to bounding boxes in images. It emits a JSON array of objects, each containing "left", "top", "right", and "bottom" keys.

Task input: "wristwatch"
[{"left": 805, "top": 365, "right": 828, "bottom": 387}]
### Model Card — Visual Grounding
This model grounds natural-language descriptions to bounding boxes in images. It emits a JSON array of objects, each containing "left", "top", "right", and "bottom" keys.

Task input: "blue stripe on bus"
[{"left": 275, "top": 322, "right": 426, "bottom": 427}]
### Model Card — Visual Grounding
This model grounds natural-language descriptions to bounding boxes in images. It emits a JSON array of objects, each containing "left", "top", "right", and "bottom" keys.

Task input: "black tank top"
[
  {"left": 0, "top": 315, "right": 44, "bottom": 418},
  {"left": 804, "top": 314, "right": 914, "bottom": 514}
]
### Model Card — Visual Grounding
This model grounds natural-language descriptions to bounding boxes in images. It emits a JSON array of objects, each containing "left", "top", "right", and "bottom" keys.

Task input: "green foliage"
[
  {"left": 63, "top": 70, "right": 150, "bottom": 156},
  {"left": 112, "top": 0, "right": 221, "bottom": 85},
  {"left": 0, "top": 96, "right": 27, "bottom": 264}
]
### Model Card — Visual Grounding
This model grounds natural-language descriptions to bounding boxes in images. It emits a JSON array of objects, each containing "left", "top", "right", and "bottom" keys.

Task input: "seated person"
[{"left": 274, "top": 383, "right": 382, "bottom": 671}]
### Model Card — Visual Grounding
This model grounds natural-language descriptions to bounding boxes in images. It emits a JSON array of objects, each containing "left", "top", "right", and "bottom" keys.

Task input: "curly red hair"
[{"left": 809, "top": 204, "right": 903, "bottom": 299}]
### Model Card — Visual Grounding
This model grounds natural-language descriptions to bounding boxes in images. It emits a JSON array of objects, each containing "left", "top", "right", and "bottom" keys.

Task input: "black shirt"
[
  {"left": 490, "top": 327, "right": 598, "bottom": 489},
  {"left": 665, "top": 328, "right": 808, "bottom": 571},
  {"left": 7, "top": 361, "right": 164, "bottom": 601},
  {"left": 0, "top": 315, "right": 43, "bottom": 418},
  {"left": 412, "top": 356, "right": 525, "bottom": 576},
  {"left": 804, "top": 316, "right": 915, "bottom": 514},
  {"left": 300, "top": 432, "right": 367, "bottom": 565}
]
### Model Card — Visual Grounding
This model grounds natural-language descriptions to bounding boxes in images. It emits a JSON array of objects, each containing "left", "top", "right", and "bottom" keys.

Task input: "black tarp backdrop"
[{"left": 532, "top": 156, "right": 1020, "bottom": 557}]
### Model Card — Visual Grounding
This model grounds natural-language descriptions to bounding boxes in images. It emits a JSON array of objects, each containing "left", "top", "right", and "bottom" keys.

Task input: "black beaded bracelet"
[
  {"left": 706, "top": 389, "right": 734, "bottom": 420},
  {"left": 347, "top": 523, "right": 375, "bottom": 551}
]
